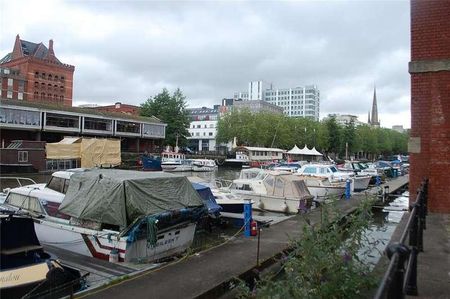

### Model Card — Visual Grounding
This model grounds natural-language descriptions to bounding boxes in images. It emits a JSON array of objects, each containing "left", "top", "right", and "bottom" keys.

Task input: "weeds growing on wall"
[{"left": 239, "top": 199, "right": 377, "bottom": 299}]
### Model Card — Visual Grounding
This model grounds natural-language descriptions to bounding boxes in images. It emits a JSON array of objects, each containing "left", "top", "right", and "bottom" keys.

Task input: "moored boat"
[
  {"left": 191, "top": 159, "right": 217, "bottom": 172},
  {"left": 161, "top": 152, "right": 192, "bottom": 172},
  {"left": 1, "top": 169, "right": 207, "bottom": 263},
  {"left": 0, "top": 213, "right": 83, "bottom": 299},
  {"left": 220, "top": 170, "right": 314, "bottom": 214}
]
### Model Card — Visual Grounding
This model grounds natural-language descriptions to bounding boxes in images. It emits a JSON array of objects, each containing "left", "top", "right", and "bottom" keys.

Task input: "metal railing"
[{"left": 374, "top": 178, "right": 428, "bottom": 299}]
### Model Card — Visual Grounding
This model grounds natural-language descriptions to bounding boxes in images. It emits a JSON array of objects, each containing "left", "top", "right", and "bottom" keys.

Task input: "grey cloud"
[{"left": 1, "top": 0, "right": 411, "bottom": 127}]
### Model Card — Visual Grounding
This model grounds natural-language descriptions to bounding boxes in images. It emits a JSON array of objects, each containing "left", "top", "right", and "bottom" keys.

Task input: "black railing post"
[
  {"left": 417, "top": 190, "right": 424, "bottom": 252},
  {"left": 404, "top": 246, "right": 419, "bottom": 295},
  {"left": 386, "top": 243, "right": 410, "bottom": 299}
]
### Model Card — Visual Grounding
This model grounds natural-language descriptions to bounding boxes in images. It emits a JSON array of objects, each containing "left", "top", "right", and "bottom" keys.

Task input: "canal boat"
[
  {"left": 161, "top": 151, "right": 193, "bottom": 172},
  {"left": 224, "top": 146, "right": 284, "bottom": 168},
  {"left": 0, "top": 213, "right": 83, "bottom": 299},
  {"left": 191, "top": 159, "right": 217, "bottom": 172},
  {"left": 219, "top": 170, "right": 314, "bottom": 214},
  {"left": 223, "top": 150, "right": 251, "bottom": 168},
  {"left": 1, "top": 169, "right": 207, "bottom": 263}
]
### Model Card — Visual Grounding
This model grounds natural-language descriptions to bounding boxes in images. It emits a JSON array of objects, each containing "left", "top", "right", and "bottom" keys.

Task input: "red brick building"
[
  {"left": 0, "top": 35, "right": 75, "bottom": 106},
  {"left": 410, "top": 0, "right": 450, "bottom": 213}
]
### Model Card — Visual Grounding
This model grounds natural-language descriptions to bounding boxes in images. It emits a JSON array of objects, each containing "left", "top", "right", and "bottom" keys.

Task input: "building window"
[
  {"left": 60, "top": 96, "right": 64, "bottom": 101},
  {"left": 0, "top": 108, "right": 40, "bottom": 125},
  {"left": 209, "top": 132, "right": 213, "bottom": 136},
  {"left": 116, "top": 120, "right": 140, "bottom": 134},
  {"left": 35, "top": 71, "right": 39, "bottom": 78},
  {"left": 46, "top": 113, "right": 79, "bottom": 128},
  {"left": 18, "top": 151, "right": 28, "bottom": 162},
  {"left": 41, "top": 73, "right": 46, "bottom": 79},
  {"left": 84, "top": 117, "right": 112, "bottom": 131},
  {"left": 7, "top": 91, "right": 13, "bottom": 98},
  {"left": 7, "top": 78, "right": 13, "bottom": 87},
  {"left": 18, "top": 92, "right": 23, "bottom": 100},
  {"left": 41, "top": 93, "right": 45, "bottom": 100}
]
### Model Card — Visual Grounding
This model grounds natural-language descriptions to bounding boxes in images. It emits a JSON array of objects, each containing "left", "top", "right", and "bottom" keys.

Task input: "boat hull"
[
  {"left": 228, "top": 192, "right": 308, "bottom": 214},
  {"left": 161, "top": 164, "right": 192, "bottom": 172},
  {"left": 353, "top": 175, "right": 371, "bottom": 191},
  {"left": 33, "top": 219, "right": 197, "bottom": 263}
]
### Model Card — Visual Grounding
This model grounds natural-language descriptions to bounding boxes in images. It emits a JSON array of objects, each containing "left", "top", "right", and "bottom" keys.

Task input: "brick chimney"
[
  {"left": 46, "top": 39, "right": 56, "bottom": 60},
  {"left": 12, "top": 34, "right": 23, "bottom": 60}
]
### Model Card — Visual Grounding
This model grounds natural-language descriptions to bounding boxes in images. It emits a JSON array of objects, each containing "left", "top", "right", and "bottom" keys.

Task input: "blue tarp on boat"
[{"left": 191, "top": 183, "right": 222, "bottom": 217}]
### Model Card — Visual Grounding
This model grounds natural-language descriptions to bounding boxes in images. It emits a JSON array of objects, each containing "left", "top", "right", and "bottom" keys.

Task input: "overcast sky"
[{"left": 0, "top": 0, "right": 411, "bottom": 128}]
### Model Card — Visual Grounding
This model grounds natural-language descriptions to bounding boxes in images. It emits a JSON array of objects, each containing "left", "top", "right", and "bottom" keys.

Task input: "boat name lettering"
[
  {"left": 0, "top": 272, "right": 21, "bottom": 283},
  {"left": 156, "top": 236, "right": 179, "bottom": 247}
]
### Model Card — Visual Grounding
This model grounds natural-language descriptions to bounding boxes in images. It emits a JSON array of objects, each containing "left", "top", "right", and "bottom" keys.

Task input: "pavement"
[{"left": 413, "top": 213, "right": 450, "bottom": 298}]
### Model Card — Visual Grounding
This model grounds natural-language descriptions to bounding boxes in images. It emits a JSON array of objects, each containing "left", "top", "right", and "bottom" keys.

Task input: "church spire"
[
  {"left": 371, "top": 86, "right": 380, "bottom": 127},
  {"left": 368, "top": 111, "right": 371, "bottom": 124}
]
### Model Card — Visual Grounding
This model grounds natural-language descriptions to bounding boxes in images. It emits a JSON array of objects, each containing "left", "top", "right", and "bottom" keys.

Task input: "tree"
[
  {"left": 324, "top": 116, "right": 342, "bottom": 155},
  {"left": 140, "top": 88, "right": 190, "bottom": 147}
]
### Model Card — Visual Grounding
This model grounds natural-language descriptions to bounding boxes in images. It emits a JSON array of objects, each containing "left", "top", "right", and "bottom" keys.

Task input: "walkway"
[{"left": 413, "top": 213, "right": 450, "bottom": 298}]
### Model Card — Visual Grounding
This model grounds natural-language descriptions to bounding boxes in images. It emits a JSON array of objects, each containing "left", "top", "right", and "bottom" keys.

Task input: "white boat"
[
  {"left": 220, "top": 170, "right": 314, "bottom": 214},
  {"left": 1, "top": 169, "right": 206, "bottom": 263},
  {"left": 223, "top": 150, "right": 250, "bottom": 168},
  {"left": 191, "top": 159, "right": 217, "bottom": 172},
  {"left": 161, "top": 152, "right": 193, "bottom": 172},
  {"left": 297, "top": 163, "right": 371, "bottom": 192},
  {"left": 0, "top": 177, "right": 37, "bottom": 203},
  {"left": 187, "top": 176, "right": 249, "bottom": 214},
  {"left": 294, "top": 175, "right": 346, "bottom": 201}
]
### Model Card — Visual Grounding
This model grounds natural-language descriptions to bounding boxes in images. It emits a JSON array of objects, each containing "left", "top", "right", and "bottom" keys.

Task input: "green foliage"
[
  {"left": 216, "top": 110, "right": 408, "bottom": 157},
  {"left": 239, "top": 200, "right": 377, "bottom": 299},
  {"left": 140, "top": 88, "right": 190, "bottom": 146}
]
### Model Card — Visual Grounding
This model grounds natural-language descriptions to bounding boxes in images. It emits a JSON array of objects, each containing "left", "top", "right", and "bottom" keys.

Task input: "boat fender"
[
  {"left": 250, "top": 220, "right": 258, "bottom": 236},
  {"left": 257, "top": 201, "right": 264, "bottom": 210}
]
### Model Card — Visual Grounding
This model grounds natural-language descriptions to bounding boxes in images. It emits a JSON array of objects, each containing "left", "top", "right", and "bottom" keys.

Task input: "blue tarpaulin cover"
[{"left": 191, "top": 183, "right": 222, "bottom": 216}]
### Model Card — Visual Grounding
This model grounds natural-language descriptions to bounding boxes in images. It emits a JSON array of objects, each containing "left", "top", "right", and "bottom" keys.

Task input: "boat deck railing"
[{"left": 374, "top": 178, "right": 428, "bottom": 299}]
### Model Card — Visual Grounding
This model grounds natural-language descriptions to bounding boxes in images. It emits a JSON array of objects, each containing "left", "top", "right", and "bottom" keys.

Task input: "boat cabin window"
[
  {"left": 303, "top": 167, "right": 317, "bottom": 174},
  {"left": 232, "top": 183, "right": 253, "bottom": 191},
  {"left": 47, "top": 176, "right": 69, "bottom": 194},
  {"left": 6, "top": 193, "right": 45, "bottom": 214},
  {"left": 42, "top": 201, "right": 70, "bottom": 219},
  {"left": 328, "top": 166, "right": 338, "bottom": 173},
  {"left": 319, "top": 168, "right": 327, "bottom": 174}
]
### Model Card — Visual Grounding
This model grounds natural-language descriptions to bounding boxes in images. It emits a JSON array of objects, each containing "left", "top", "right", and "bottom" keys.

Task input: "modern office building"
[
  {"left": 0, "top": 35, "right": 75, "bottom": 106},
  {"left": 323, "top": 114, "right": 365, "bottom": 127},
  {"left": 222, "top": 98, "right": 283, "bottom": 114},
  {"left": 186, "top": 107, "right": 219, "bottom": 152},
  {"left": 234, "top": 81, "right": 320, "bottom": 120}
]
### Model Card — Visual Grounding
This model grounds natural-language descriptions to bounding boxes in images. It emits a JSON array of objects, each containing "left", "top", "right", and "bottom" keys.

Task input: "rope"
[{"left": 146, "top": 217, "right": 158, "bottom": 248}]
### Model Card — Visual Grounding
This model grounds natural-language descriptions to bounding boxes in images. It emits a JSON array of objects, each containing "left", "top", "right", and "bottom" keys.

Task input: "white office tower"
[{"left": 234, "top": 82, "right": 320, "bottom": 121}]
